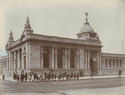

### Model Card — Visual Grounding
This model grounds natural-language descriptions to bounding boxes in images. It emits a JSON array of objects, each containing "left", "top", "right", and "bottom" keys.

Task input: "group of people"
[
  {"left": 13, "top": 71, "right": 28, "bottom": 82},
  {"left": 44, "top": 72, "right": 80, "bottom": 80},
  {"left": 13, "top": 70, "right": 80, "bottom": 82}
]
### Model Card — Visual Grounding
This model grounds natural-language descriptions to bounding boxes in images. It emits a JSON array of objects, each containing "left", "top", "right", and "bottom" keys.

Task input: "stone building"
[
  {"left": 5, "top": 13, "right": 125, "bottom": 76},
  {"left": 0, "top": 56, "right": 7, "bottom": 74},
  {"left": 100, "top": 53, "right": 125, "bottom": 75}
]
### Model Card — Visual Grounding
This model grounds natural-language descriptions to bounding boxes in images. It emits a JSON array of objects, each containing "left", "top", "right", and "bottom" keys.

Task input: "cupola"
[{"left": 77, "top": 12, "right": 99, "bottom": 41}]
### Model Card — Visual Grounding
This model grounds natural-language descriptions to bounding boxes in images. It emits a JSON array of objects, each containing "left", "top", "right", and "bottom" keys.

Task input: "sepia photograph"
[{"left": 0, "top": 0, "right": 125, "bottom": 95}]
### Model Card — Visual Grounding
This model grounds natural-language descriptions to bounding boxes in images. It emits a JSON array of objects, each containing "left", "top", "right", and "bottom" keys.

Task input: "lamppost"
[{"left": 93, "top": 57, "right": 97, "bottom": 75}]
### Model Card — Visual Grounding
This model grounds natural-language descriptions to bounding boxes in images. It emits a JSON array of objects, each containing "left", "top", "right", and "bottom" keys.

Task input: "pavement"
[{"left": 0, "top": 74, "right": 125, "bottom": 82}]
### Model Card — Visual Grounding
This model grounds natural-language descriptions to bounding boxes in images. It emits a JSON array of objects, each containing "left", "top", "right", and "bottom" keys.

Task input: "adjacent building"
[{"left": 0, "top": 56, "right": 7, "bottom": 74}]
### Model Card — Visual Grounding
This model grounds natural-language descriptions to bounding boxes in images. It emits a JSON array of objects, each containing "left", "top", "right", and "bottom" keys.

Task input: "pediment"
[{"left": 20, "top": 34, "right": 26, "bottom": 41}]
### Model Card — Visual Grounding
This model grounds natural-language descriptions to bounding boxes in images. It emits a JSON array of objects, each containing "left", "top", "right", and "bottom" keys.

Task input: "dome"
[{"left": 79, "top": 22, "right": 94, "bottom": 34}]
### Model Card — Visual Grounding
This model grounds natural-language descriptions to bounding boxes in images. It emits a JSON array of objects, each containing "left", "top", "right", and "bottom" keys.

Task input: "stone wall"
[{"left": 30, "top": 42, "right": 41, "bottom": 69}]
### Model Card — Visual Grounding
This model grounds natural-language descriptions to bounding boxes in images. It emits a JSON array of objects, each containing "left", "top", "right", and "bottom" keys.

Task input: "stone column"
[
  {"left": 26, "top": 43, "right": 29, "bottom": 70},
  {"left": 87, "top": 50, "right": 90, "bottom": 69},
  {"left": 19, "top": 49, "right": 22, "bottom": 70},
  {"left": 79, "top": 49, "right": 84, "bottom": 69},
  {"left": 28, "top": 43, "right": 30, "bottom": 70},
  {"left": 118, "top": 59, "right": 120, "bottom": 67},
  {"left": 84, "top": 50, "right": 87, "bottom": 69},
  {"left": 54, "top": 48, "right": 57, "bottom": 69},
  {"left": 40, "top": 47, "right": 43, "bottom": 69},
  {"left": 11, "top": 52, "right": 14, "bottom": 71},
  {"left": 8, "top": 51, "right": 11, "bottom": 76},
  {"left": 15, "top": 51, "right": 18, "bottom": 71},
  {"left": 86, "top": 50, "right": 88, "bottom": 69},
  {"left": 97, "top": 51, "right": 100, "bottom": 69},
  {"left": 99, "top": 52, "right": 102, "bottom": 69},
  {"left": 107, "top": 59, "right": 109, "bottom": 69},
  {"left": 76, "top": 49, "right": 80, "bottom": 69},
  {"left": 13, "top": 51, "right": 15, "bottom": 71},
  {"left": 74, "top": 50, "right": 77, "bottom": 69},
  {"left": 22, "top": 48, "right": 24, "bottom": 70},
  {"left": 25, "top": 43, "right": 29, "bottom": 70},
  {"left": 63, "top": 48, "right": 68, "bottom": 69},
  {"left": 67, "top": 49, "right": 70, "bottom": 69},
  {"left": 62, "top": 49, "right": 65, "bottom": 69},
  {"left": 7, "top": 52, "right": 10, "bottom": 70},
  {"left": 51, "top": 48, "right": 55, "bottom": 69},
  {"left": 102, "top": 58, "right": 105, "bottom": 69},
  {"left": 14, "top": 51, "right": 17, "bottom": 71},
  {"left": 115, "top": 59, "right": 117, "bottom": 67},
  {"left": 17, "top": 50, "right": 20, "bottom": 70}
]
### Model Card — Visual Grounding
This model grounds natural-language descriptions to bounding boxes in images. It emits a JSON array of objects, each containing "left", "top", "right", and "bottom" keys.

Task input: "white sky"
[{"left": 0, "top": 0, "right": 125, "bottom": 55}]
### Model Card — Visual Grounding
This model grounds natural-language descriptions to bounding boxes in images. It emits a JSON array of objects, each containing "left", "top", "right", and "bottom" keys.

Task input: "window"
[
  {"left": 20, "top": 49, "right": 22, "bottom": 69},
  {"left": 24, "top": 56, "right": 26, "bottom": 69}
]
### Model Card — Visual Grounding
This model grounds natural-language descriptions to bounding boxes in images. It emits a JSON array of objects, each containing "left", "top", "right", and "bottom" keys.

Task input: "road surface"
[{"left": 0, "top": 77, "right": 125, "bottom": 93}]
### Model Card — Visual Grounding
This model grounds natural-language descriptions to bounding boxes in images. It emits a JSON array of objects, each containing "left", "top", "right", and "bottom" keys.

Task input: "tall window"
[
  {"left": 23, "top": 48, "right": 26, "bottom": 69},
  {"left": 43, "top": 47, "right": 50, "bottom": 68},
  {"left": 24, "top": 56, "right": 26, "bottom": 69},
  {"left": 70, "top": 50, "right": 75, "bottom": 68},
  {"left": 113, "top": 59, "right": 115, "bottom": 67},
  {"left": 105, "top": 59, "right": 108, "bottom": 67},
  {"left": 20, "top": 49, "right": 22, "bottom": 69},
  {"left": 57, "top": 48, "right": 63, "bottom": 68}
]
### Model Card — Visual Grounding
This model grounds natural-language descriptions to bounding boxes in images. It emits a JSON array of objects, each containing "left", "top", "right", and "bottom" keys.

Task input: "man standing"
[
  {"left": 24, "top": 72, "right": 27, "bottom": 82},
  {"left": 118, "top": 70, "right": 122, "bottom": 77},
  {"left": 2, "top": 74, "right": 5, "bottom": 80}
]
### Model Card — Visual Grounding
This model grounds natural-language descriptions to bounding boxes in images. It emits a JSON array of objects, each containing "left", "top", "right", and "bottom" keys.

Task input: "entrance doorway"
[{"left": 90, "top": 51, "right": 97, "bottom": 76}]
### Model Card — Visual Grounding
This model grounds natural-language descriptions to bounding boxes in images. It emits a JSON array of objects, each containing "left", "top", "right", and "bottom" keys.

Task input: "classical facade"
[{"left": 5, "top": 14, "right": 125, "bottom": 76}]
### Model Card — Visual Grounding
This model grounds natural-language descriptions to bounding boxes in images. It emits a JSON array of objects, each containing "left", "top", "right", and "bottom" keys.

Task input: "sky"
[{"left": 0, "top": 0, "right": 125, "bottom": 56}]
